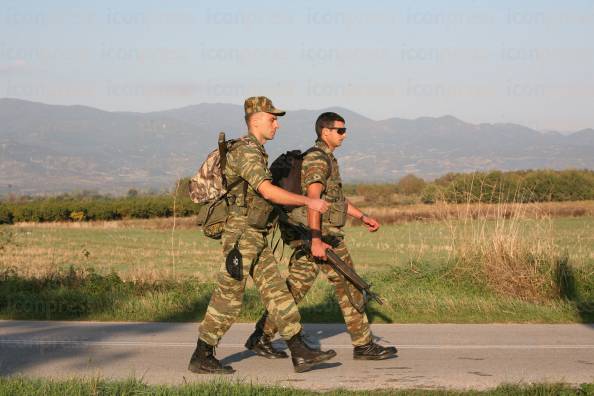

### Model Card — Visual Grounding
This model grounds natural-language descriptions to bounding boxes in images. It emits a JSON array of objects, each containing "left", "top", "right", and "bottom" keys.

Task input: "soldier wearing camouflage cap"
[
  {"left": 188, "top": 97, "right": 337, "bottom": 374},
  {"left": 245, "top": 112, "right": 398, "bottom": 361},
  {"left": 243, "top": 96, "right": 286, "bottom": 116}
]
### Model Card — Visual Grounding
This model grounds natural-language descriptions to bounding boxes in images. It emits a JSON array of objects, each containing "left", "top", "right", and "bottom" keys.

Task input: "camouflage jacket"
[
  {"left": 289, "top": 140, "right": 347, "bottom": 237},
  {"left": 225, "top": 133, "right": 274, "bottom": 230}
]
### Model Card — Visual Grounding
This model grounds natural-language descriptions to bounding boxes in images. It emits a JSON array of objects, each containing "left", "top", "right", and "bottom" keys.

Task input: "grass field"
[
  {"left": 1, "top": 215, "right": 593, "bottom": 323},
  {"left": 0, "top": 377, "right": 592, "bottom": 396},
  {"left": 2, "top": 217, "right": 593, "bottom": 278}
]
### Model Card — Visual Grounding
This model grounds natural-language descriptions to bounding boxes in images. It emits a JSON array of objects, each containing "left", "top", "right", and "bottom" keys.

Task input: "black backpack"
[{"left": 270, "top": 147, "right": 331, "bottom": 197}]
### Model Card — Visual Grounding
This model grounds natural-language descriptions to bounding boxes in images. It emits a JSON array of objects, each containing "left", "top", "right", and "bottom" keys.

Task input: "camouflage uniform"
[
  {"left": 261, "top": 140, "right": 372, "bottom": 346},
  {"left": 199, "top": 135, "right": 302, "bottom": 346}
]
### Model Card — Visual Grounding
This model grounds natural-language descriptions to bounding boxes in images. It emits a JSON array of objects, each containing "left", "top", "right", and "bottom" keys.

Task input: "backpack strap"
[
  {"left": 242, "top": 176, "right": 249, "bottom": 207},
  {"left": 223, "top": 135, "right": 253, "bottom": 208},
  {"left": 224, "top": 178, "right": 245, "bottom": 193},
  {"left": 302, "top": 147, "right": 332, "bottom": 180}
]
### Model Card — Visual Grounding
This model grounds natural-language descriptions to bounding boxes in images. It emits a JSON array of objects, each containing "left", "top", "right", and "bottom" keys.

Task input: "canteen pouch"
[
  {"left": 246, "top": 194, "right": 275, "bottom": 229},
  {"left": 197, "top": 199, "right": 229, "bottom": 239},
  {"left": 326, "top": 200, "right": 347, "bottom": 227}
]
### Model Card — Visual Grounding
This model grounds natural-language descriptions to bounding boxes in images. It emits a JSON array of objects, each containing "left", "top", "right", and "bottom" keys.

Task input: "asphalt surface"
[{"left": 0, "top": 321, "right": 593, "bottom": 391}]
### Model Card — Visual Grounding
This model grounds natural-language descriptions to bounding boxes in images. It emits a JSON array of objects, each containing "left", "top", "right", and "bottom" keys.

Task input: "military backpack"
[
  {"left": 269, "top": 147, "right": 331, "bottom": 211},
  {"left": 189, "top": 132, "right": 246, "bottom": 239}
]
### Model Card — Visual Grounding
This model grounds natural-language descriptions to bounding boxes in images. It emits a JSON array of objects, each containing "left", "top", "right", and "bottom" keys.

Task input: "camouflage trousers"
[
  {"left": 262, "top": 237, "right": 372, "bottom": 346},
  {"left": 199, "top": 215, "right": 302, "bottom": 346}
]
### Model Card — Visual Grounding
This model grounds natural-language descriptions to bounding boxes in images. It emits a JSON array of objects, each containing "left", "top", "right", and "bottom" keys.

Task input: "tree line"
[
  {"left": 347, "top": 169, "right": 594, "bottom": 205},
  {"left": 1, "top": 170, "right": 594, "bottom": 224},
  {"left": 0, "top": 179, "right": 197, "bottom": 224}
]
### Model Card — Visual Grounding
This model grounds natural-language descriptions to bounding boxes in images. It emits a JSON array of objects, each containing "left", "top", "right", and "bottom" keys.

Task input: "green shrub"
[
  {"left": 0, "top": 204, "right": 13, "bottom": 224},
  {"left": 397, "top": 174, "right": 426, "bottom": 195},
  {"left": 435, "top": 169, "right": 594, "bottom": 204},
  {"left": 420, "top": 184, "right": 441, "bottom": 204}
]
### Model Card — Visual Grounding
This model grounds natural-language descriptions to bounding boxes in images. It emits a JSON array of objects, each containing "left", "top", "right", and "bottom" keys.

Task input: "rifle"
[{"left": 290, "top": 224, "right": 384, "bottom": 312}]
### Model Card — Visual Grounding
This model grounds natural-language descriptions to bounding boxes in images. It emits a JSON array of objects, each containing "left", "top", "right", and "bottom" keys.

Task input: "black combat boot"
[
  {"left": 353, "top": 341, "right": 398, "bottom": 360},
  {"left": 286, "top": 332, "right": 337, "bottom": 373},
  {"left": 188, "top": 339, "right": 235, "bottom": 374},
  {"left": 245, "top": 312, "right": 288, "bottom": 359},
  {"left": 245, "top": 332, "right": 289, "bottom": 359}
]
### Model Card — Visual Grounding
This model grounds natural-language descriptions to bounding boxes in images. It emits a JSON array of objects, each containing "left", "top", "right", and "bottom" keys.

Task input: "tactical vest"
[
  {"left": 225, "top": 137, "right": 275, "bottom": 230},
  {"left": 291, "top": 142, "right": 347, "bottom": 230}
]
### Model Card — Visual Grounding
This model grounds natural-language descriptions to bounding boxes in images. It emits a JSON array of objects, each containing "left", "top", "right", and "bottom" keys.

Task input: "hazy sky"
[{"left": 1, "top": 0, "right": 593, "bottom": 131}]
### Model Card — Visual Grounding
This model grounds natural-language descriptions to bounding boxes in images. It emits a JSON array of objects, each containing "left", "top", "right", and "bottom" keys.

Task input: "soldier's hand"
[
  {"left": 307, "top": 198, "right": 330, "bottom": 213},
  {"left": 362, "top": 215, "right": 380, "bottom": 232},
  {"left": 311, "top": 239, "right": 332, "bottom": 261}
]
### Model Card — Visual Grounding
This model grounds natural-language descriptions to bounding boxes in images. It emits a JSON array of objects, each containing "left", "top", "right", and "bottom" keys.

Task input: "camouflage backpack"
[{"left": 189, "top": 132, "right": 245, "bottom": 239}]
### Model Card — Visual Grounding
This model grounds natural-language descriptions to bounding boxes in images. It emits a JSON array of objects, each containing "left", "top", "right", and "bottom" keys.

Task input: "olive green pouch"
[
  {"left": 247, "top": 194, "right": 274, "bottom": 229},
  {"left": 197, "top": 199, "right": 229, "bottom": 239},
  {"left": 327, "top": 200, "right": 347, "bottom": 227}
]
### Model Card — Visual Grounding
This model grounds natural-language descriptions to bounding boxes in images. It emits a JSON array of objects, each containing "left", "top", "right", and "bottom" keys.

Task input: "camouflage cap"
[{"left": 244, "top": 96, "right": 286, "bottom": 116}]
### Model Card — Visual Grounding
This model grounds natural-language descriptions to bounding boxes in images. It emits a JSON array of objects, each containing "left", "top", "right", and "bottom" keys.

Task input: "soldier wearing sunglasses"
[{"left": 245, "top": 112, "right": 398, "bottom": 361}]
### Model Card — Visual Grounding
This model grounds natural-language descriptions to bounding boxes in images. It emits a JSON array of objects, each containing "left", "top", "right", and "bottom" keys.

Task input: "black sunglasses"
[{"left": 325, "top": 127, "right": 347, "bottom": 135}]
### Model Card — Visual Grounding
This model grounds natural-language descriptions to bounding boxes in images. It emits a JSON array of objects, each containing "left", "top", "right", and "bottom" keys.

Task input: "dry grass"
[
  {"left": 3, "top": 200, "right": 592, "bottom": 306},
  {"left": 0, "top": 226, "right": 222, "bottom": 282},
  {"left": 445, "top": 200, "right": 565, "bottom": 303},
  {"left": 2, "top": 210, "right": 592, "bottom": 322},
  {"left": 355, "top": 200, "right": 594, "bottom": 225}
]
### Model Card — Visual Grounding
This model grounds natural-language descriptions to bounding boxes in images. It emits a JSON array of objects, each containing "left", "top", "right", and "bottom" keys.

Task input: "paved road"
[{"left": 0, "top": 321, "right": 593, "bottom": 391}]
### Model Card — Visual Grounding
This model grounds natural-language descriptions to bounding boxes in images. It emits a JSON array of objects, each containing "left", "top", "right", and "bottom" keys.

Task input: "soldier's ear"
[{"left": 250, "top": 112, "right": 262, "bottom": 128}]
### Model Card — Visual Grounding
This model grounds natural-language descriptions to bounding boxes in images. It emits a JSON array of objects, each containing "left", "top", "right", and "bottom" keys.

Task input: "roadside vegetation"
[
  {"left": 2, "top": 169, "right": 594, "bottom": 224},
  {"left": 0, "top": 377, "right": 592, "bottom": 396},
  {"left": 1, "top": 214, "right": 592, "bottom": 323},
  {"left": 1, "top": 169, "right": 593, "bottom": 323}
]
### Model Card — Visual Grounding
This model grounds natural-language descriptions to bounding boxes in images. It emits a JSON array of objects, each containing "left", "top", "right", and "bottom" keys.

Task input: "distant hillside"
[{"left": 1, "top": 98, "right": 593, "bottom": 195}]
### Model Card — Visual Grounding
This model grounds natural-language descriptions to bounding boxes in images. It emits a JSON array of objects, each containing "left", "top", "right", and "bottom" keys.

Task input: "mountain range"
[{"left": 1, "top": 98, "right": 593, "bottom": 195}]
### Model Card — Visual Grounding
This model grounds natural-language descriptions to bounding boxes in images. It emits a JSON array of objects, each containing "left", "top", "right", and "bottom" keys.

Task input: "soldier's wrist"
[
  {"left": 306, "top": 198, "right": 319, "bottom": 210},
  {"left": 310, "top": 229, "right": 322, "bottom": 239}
]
